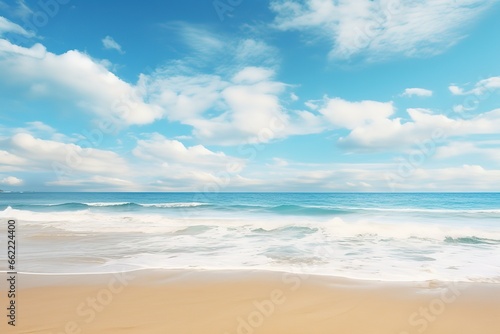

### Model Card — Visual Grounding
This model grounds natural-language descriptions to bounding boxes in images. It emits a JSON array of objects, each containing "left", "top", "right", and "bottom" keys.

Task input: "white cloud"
[
  {"left": 248, "top": 160, "right": 500, "bottom": 192},
  {"left": 162, "top": 23, "right": 280, "bottom": 69},
  {"left": 139, "top": 71, "right": 227, "bottom": 122},
  {"left": 0, "top": 16, "right": 34, "bottom": 37},
  {"left": 305, "top": 100, "right": 319, "bottom": 110},
  {"left": 0, "top": 39, "right": 46, "bottom": 57},
  {"left": 232, "top": 67, "right": 275, "bottom": 84},
  {"left": 132, "top": 133, "right": 244, "bottom": 170},
  {"left": 270, "top": 0, "right": 493, "bottom": 61},
  {"left": 1, "top": 133, "right": 130, "bottom": 176},
  {"left": 386, "top": 164, "right": 500, "bottom": 191},
  {"left": 141, "top": 65, "right": 316, "bottom": 145},
  {"left": 319, "top": 97, "right": 394, "bottom": 129},
  {"left": 290, "top": 92, "right": 299, "bottom": 101},
  {"left": 0, "top": 176, "right": 23, "bottom": 186},
  {"left": 102, "top": 35, "right": 124, "bottom": 54},
  {"left": 402, "top": 88, "right": 433, "bottom": 97},
  {"left": 449, "top": 85, "right": 464, "bottom": 95},
  {"left": 0, "top": 149, "right": 27, "bottom": 169},
  {"left": 0, "top": 39, "right": 162, "bottom": 125},
  {"left": 449, "top": 76, "right": 500, "bottom": 95},
  {"left": 0, "top": 31, "right": 294, "bottom": 146},
  {"left": 0, "top": 132, "right": 249, "bottom": 191},
  {"left": 235, "top": 39, "right": 280, "bottom": 67},
  {"left": 338, "top": 107, "right": 500, "bottom": 151},
  {"left": 46, "top": 176, "right": 135, "bottom": 189},
  {"left": 24, "top": 121, "right": 56, "bottom": 134},
  {"left": 0, "top": 121, "right": 69, "bottom": 144},
  {"left": 189, "top": 79, "right": 290, "bottom": 144},
  {"left": 434, "top": 141, "right": 500, "bottom": 162},
  {"left": 453, "top": 104, "right": 477, "bottom": 113}
]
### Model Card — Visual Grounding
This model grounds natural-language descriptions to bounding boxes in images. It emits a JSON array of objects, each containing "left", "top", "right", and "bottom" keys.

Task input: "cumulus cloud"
[
  {"left": 270, "top": 0, "right": 493, "bottom": 61},
  {"left": 0, "top": 35, "right": 293, "bottom": 145},
  {"left": 102, "top": 35, "right": 124, "bottom": 54},
  {"left": 0, "top": 133, "right": 130, "bottom": 177},
  {"left": 232, "top": 67, "right": 275, "bottom": 84},
  {"left": 0, "top": 130, "right": 251, "bottom": 191},
  {"left": 402, "top": 88, "right": 433, "bottom": 97},
  {"left": 338, "top": 107, "right": 500, "bottom": 151},
  {"left": 132, "top": 133, "right": 244, "bottom": 170},
  {"left": 0, "top": 176, "right": 23, "bottom": 186},
  {"left": 0, "top": 39, "right": 163, "bottom": 125},
  {"left": 319, "top": 97, "right": 394, "bottom": 129},
  {"left": 140, "top": 65, "right": 318, "bottom": 145}
]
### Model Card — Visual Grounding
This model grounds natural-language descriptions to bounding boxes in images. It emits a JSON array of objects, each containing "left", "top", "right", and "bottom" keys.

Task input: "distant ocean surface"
[{"left": 1, "top": 192, "right": 499, "bottom": 282}]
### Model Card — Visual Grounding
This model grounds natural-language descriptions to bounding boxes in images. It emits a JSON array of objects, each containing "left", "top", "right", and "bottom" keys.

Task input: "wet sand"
[{"left": 1, "top": 269, "right": 499, "bottom": 334}]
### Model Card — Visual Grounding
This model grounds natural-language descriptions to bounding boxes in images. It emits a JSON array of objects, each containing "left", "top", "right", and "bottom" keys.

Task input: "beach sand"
[{"left": 1, "top": 269, "right": 499, "bottom": 334}]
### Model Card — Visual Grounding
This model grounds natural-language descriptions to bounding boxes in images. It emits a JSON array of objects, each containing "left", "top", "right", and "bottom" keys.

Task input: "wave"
[
  {"left": 222, "top": 204, "right": 500, "bottom": 215},
  {"left": 2, "top": 201, "right": 500, "bottom": 217},
  {"left": 444, "top": 236, "right": 500, "bottom": 245},
  {"left": 84, "top": 202, "right": 133, "bottom": 207},
  {"left": 2, "top": 206, "right": 500, "bottom": 242},
  {"left": 141, "top": 202, "right": 209, "bottom": 208},
  {"left": 1, "top": 202, "right": 211, "bottom": 211}
]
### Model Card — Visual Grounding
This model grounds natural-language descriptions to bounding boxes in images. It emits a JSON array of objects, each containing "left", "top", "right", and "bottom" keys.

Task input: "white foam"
[
  {"left": 84, "top": 202, "right": 132, "bottom": 206},
  {"left": 2, "top": 206, "right": 500, "bottom": 282},
  {"left": 141, "top": 202, "right": 209, "bottom": 208}
]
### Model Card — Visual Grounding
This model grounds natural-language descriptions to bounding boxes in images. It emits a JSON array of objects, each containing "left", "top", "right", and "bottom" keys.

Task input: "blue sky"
[{"left": 0, "top": 0, "right": 499, "bottom": 191}]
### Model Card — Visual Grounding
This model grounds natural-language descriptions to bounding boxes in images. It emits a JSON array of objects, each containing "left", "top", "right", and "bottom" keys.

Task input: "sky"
[{"left": 0, "top": 0, "right": 499, "bottom": 192}]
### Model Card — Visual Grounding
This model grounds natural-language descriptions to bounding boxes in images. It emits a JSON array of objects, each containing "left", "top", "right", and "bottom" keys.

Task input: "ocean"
[{"left": 1, "top": 192, "right": 499, "bottom": 282}]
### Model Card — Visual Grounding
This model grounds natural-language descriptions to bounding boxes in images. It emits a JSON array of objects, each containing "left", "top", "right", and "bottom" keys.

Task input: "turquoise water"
[{"left": 1, "top": 192, "right": 499, "bottom": 282}]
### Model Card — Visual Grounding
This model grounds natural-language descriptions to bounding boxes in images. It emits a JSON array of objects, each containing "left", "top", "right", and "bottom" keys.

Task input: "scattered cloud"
[
  {"left": 102, "top": 35, "right": 124, "bottom": 54},
  {"left": 434, "top": 141, "right": 500, "bottom": 163},
  {"left": 0, "top": 133, "right": 130, "bottom": 176},
  {"left": 270, "top": 0, "right": 493, "bottom": 61},
  {"left": 449, "top": 85, "right": 464, "bottom": 95},
  {"left": 140, "top": 64, "right": 320, "bottom": 145},
  {"left": 0, "top": 11, "right": 498, "bottom": 192},
  {"left": 0, "top": 39, "right": 162, "bottom": 125},
  {"left": 319, "top": 97, "right": 394, "bottom": 129},
  {"left": 132, "top": 133, "right": 244, "bottom": 170},
  {"left": 338, "top": 107, "right": 500, "bottom": 151},
  {"left": 402, "top": 88, "right": 433, "bottom": 97},
  {"left": 0, "top": 32, "right": 291, "bottom": 145},
  {"left": 449, "top": 76, "right": 500, "bottom": 95},
  {"left": 453, "top": 104, "right": 477, "bottom": 113}
]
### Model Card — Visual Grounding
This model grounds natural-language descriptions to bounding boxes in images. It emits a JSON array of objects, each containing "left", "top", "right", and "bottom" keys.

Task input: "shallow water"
[{"left": 1, "top": 192, "right": 499, "bottom": 282}]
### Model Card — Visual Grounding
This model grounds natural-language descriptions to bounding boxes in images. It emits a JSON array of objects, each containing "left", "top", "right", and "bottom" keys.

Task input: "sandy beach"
[{"left": 1, "top": 269, "right": 499, "bottom": 334}]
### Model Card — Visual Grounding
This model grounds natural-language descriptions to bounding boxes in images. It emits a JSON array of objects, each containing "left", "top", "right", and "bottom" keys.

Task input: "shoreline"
[
  {"left": 1, "top": 269, "right": 500, "bottom": 333},
  {"left": 2, "top": 267, "right": 499, "bottom": 284}
]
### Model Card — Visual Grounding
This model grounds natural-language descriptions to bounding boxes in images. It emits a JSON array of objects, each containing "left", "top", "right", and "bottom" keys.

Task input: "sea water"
[{"left": 0, "top": 192, "right": 499, "bottom": 282}]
